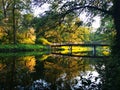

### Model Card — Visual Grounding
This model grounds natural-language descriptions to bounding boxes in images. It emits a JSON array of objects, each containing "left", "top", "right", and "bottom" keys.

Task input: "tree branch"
[{"left": 61, "top": 5, "right": 113, "bottom": 17}]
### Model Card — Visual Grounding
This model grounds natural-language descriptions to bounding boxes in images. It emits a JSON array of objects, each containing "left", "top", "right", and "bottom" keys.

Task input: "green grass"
[{"left": 0, "top": 44, "right": 49, "bottom": 52}]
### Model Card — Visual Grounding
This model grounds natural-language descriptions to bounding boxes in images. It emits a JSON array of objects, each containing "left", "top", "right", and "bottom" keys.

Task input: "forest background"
[{"left": 0, "top": 0, "right": 120, "bottom": 89}]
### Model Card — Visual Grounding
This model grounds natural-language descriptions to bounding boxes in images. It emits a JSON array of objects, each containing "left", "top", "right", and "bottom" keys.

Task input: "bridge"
[
  {"left": 50, "top": 42, "right": 110, "bottom": 58},
  {"left": 51, "top": 43, "right": 109, "bottom": 46}
]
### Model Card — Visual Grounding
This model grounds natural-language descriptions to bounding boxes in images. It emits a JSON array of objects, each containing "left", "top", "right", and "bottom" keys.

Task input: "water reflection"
[
  {"left": 0, "top": 53, "right": 105, "bottom": 90},
  {"left": 0, "top": 56, "right": 36, "bottom": 89}
]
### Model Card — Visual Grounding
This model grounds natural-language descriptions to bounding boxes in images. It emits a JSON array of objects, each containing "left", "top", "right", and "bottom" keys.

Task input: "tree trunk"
[
  {"left": 113, "top": 0, "right": 120, "bottom": 46},
  {"left": 105, "top": 0, "right": 120, "bottom": 89},
  {"left": 2, "top": 0, "right": 6, "bottom": 18},
  {"left": 112, "top": 0, "right": 120, "bottom": 56},
  {"left": 12, "top": 0, "right": 16, "bottom": 44}
]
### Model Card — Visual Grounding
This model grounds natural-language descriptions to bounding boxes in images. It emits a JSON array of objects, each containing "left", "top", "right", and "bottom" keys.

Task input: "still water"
[{"left": 0, "top": 51, "right": 106, "bottom": 90}]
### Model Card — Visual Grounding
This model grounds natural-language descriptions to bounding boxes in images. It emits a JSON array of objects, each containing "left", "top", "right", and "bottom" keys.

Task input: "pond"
[{"left": 0, "top": 50, "right": 107, "bottom": 90}]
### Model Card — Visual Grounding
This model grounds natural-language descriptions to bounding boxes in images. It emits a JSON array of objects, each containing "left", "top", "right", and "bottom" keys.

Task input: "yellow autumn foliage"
[
  {"left": 17, "top": 28, "right": 36, "bottom": 44},
  {"left": 38, "top": 37, "right": 52, "bottom": 45},
  {"left": 19, "top": 56, "right": 36, "bottom": 71},
  {"left": 61, "top": 46, "right": 91, "bottom": 54},
  {"left": 102, "top": 46, "right": 110, "bottom": 56},
  {"left": 44, "top": 57, "right": 92, "bottom": 81},
  {"left": 0, "top": 64, "right": 6, "bottom": 71},
  {"left": 39, "top": 54, "right": 51, "bottom": 61},
  {"left": 0, "top": 26, "right": 6, "bottom": 39}
]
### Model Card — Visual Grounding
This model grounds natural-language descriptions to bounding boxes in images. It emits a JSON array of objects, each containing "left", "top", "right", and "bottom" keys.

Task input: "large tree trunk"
[
  {"left": 112, "top": 0, "right": 120, "bottom": 55},
  {"left": 105, "top": 0, "right": 120, "bottom": 89}
]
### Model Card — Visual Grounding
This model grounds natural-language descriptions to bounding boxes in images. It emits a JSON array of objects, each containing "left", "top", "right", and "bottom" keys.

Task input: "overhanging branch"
[{"left": 61, "top": 5, "right": 113, "bottom": 18}]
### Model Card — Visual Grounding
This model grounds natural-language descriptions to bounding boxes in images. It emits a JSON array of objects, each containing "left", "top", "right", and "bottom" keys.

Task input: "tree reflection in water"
[
  {"left": 0, "top": 54, "right": 105, "bottom": 90},
  {"left": 0, "top": 56, "right": 36, "bottom": 89}
]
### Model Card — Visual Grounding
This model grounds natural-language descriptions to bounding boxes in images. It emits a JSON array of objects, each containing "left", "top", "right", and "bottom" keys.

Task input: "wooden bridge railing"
[{"left": 51, "top": 43, "right": 109, "bottom": 47}]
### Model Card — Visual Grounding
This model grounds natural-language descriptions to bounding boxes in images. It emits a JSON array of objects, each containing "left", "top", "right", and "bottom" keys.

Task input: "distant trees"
[
  {"left": 0, "top": 0, "right": 32, "bottom": 44},
  {"left": 33, "top": 13, "right": 91, "bottom": 44},
  {"left": 32, "top": 1, "right": 91, "bottom": 44}
]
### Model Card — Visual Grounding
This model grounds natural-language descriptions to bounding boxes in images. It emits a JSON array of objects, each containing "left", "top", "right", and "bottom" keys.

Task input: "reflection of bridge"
[{"left": 51, "top": 43, "right": 110, "bottom": 58}]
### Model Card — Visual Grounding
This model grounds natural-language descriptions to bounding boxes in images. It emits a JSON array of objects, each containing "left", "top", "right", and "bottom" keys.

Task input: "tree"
[
  {"left": 90, "top": 16, "right": 115, "bottom": 44},
  {"left": 33, "top": 0, "right": 120, "bottom": 89},
  {"left": 0, "top": 0, "right": 32, "bottom": 44},
  {"left": 32, "top": 1, "right": 91, "bottom": 44},
  {"left": 33, "top": 12, "right": 90, "bottom": 44},
  {"left": 12, "top": 0, "right": 16, "bottom": 44},
  {"left": 17, "top": 28, "right": 36, "bottom": 44}
]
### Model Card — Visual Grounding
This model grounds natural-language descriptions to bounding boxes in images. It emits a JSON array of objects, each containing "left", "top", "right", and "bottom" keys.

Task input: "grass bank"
[{"left": 0, "top": 44, "right": 49, "bottom": 52}]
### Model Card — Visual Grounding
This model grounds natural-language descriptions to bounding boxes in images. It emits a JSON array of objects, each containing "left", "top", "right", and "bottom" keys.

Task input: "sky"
[
  {"left": 91, "top": 16, "right": 101, "bottom": 31},
  {"left": 79, "top": 12, "right": 101, "bottom": 31},
  {"left": 33, "top": 4, "right": 50, "bottom": 17}
]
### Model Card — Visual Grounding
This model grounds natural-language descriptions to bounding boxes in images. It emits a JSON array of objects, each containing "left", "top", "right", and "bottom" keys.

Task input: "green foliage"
[
  {"left": 45, "top": 18, "right": 91, "bottom": 43},
  {"left": 93, "top": 16, "right": 115, "bottom": 43},
  {"left": 34, "top": 9, "right": 91, "bottom": 43},
  {"left": 22, "top": 14, "right": 34, "bottom": 28},
  {"left": 0, "top": 0, "right": 33, "bottom": 44}
]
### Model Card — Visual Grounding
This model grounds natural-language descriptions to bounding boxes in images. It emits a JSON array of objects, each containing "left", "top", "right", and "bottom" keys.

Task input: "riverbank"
[{"left": 0, "top": 44, "right": 49, "bottom": 52}]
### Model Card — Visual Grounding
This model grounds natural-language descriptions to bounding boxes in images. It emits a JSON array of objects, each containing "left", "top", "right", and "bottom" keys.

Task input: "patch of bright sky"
[
  {"left": 33, "top": 3, "right": 50, "bottom": 17},
  {"left": 91, "top": 16, "right": 101, "bottom": 32},
  {"left": 79, "top": 12, "right": 101, "bottom": 32},
  {"left": 92, "top": 16, "right": 101, "bottom": 30}
]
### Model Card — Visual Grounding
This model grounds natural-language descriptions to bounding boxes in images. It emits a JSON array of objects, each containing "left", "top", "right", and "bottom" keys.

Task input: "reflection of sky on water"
[
  {"left": 31, "top": 79, "right": 51, "bottom": 90},
  {"left": 31, "top": 70, "right": 101, "bottom": 90},
  {"left": 73, "top": 71, "right": 100, "bottom": 89}
]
